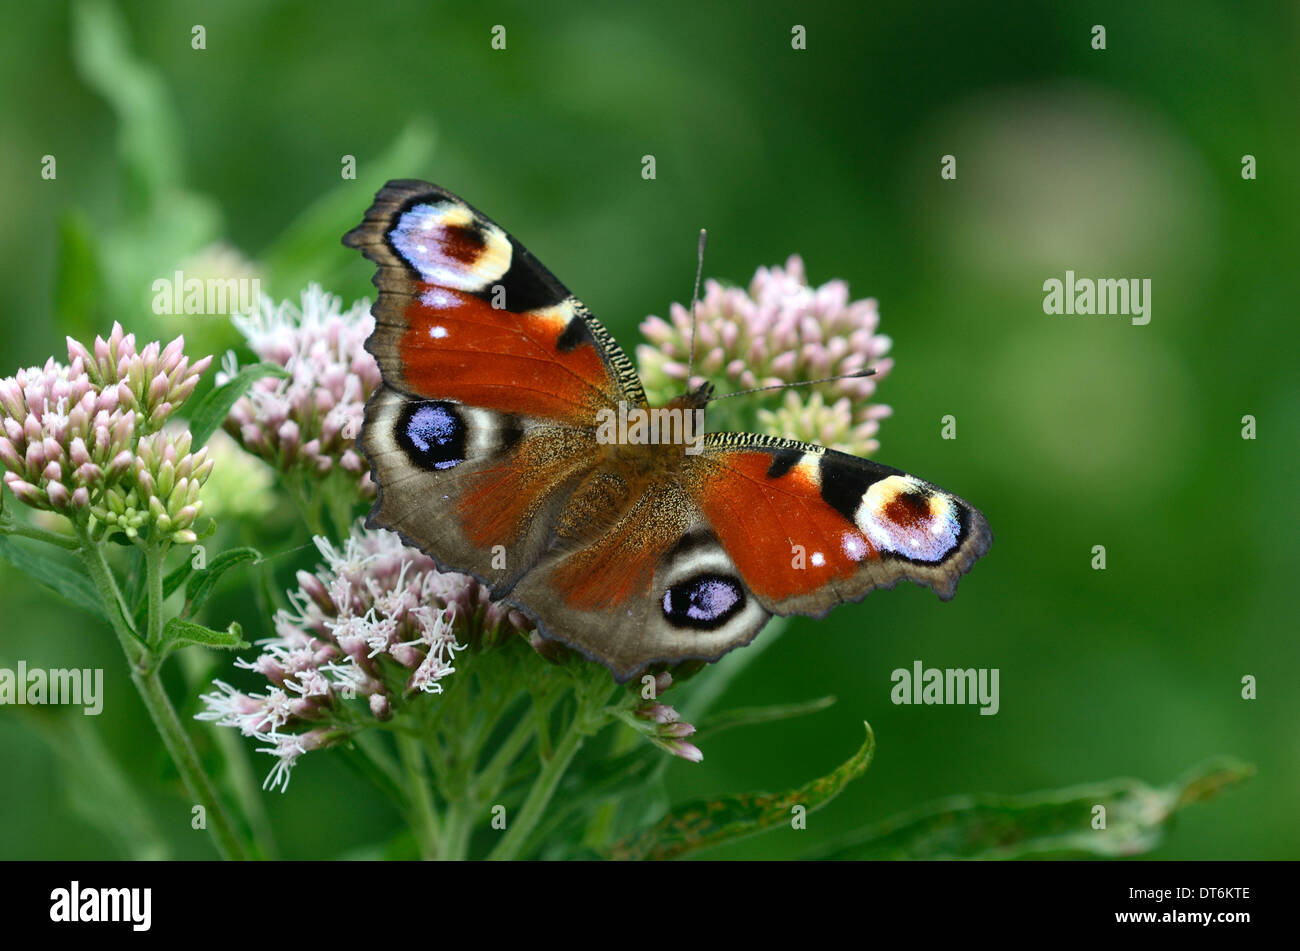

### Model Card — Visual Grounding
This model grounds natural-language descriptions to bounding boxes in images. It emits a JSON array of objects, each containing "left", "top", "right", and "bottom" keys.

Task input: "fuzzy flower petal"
[
  {"left": 220, "top": 285, "right": 381, "bottom": 494},
  {"left": 637, "top": 256, "right": 892, "bottom": 456},
  {"left": 197, "top": 521, "right": 536, "bottom": 791},
  {"left": 0, "top": 325, "right": 210, "bottom": 521}
]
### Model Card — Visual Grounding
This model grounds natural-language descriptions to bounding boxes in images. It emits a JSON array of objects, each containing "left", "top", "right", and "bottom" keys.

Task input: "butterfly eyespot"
[
  {"left": 662, "top": 574, "right": 745, "bottom": 630},
  {"left": 396, "top": 401, "right": 467, "bottom": 471},
  {"left": 388, "top": 201, "right": 507, "bottom": 289}
]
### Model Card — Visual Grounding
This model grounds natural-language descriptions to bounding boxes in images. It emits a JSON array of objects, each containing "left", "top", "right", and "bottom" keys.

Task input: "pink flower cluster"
[
  {"left": 637, "top": 255, "right": 893, "bottom": 455},
  {"left": 0, "top": 324, "right": 213, "bottom": 541},
  {"left": 197, "top": 522, "right": 533, "bottom": 790},
  {"left": 221, "top": 285, "right": 382, "bottom": 493}
]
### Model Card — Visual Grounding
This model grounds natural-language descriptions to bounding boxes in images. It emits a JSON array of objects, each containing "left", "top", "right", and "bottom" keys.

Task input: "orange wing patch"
[
  {"left": 694, "top": 451, "right": 874, "bottom": 603},
  {"left": 454, "top": 427, "right": 597, "bottom": 549},
  {"left": 401, "top": 289, "right": 614, "bottom": 422}
]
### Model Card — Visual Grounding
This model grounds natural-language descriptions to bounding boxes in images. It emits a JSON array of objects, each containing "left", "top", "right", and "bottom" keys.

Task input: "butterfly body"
[{"left": 345, "top": 181, "right": 991, "bottom": 681}]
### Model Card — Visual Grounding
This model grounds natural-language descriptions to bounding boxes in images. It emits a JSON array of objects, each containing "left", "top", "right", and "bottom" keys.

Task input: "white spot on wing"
[
  {"left": 421, "top": 289, "right": 456, "bottom": 310},
  {"left": 841, "top": 531, "right": 868, "bottom": 562}
]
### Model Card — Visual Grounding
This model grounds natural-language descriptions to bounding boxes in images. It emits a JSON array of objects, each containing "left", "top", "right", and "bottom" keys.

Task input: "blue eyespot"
[
  {"left": 662, "top": 574, "right": 744, "bottom": 630},
  {"left": 397, "top": 402, "right": 466, "bottom": 470}
]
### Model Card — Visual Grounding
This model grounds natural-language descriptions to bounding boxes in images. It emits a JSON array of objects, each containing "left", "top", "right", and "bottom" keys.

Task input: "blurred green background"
[{"left": 0, "top": 0, "right": 1295, "bottom": 859}]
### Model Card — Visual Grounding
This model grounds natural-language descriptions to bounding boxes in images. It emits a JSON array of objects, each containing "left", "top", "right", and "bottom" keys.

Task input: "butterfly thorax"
[{"left": 559, "top": 390, "right": 712, "bottom": 544}]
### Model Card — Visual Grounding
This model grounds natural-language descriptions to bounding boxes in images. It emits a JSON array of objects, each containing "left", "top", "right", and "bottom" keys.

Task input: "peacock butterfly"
[{"left": 344, "top": 180, "right": 991, "bottom": 681}]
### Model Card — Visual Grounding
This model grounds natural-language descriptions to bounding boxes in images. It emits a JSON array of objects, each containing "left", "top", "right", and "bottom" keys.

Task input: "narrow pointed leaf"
[
  {"left": 184, "top": 546, "right": 261, "bottom": 615},
  {"left": 263, "top": 118, "right": 436, "bottom": 293},
  {"left": 808, "top": 757, "right": 1254, "bottom": 860},
  {"left": 607, "top": 722, "right": 875, "bottom": 861},
  {"left": 161, "top": 617, "right": 248, "bottom": 655},
  {"left": 185, "top": 364, "right": 289, "bottom": 449},
  {"left": 693, "top": 695, "right": 836, "bottom": 740}
]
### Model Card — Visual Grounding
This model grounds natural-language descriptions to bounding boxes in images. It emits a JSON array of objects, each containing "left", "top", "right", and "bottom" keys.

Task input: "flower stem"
[
  {"left": 487, "top": 718, "right": 587, "bottom": 861},
  {"left": 487, "top": 671, "right": 613, "bottom": 862},
  {"left": 144, "top": 542, "right": 164, "bottom": 648},
  {"left": 78, "top": 530, "right": 142, "bottom": 663},
  {"left": 179, "top": 649, "right": 279, "bottom": 859},
  {"left": 132, "top": 666, "right": 247, "bottom": 860},
  {"left": 286, "top": 476, "right": 327, "bottom": 537},
  {"left": 475, "top": 704, "right": 546, "bottom": 801},
  {"left": 440, "top": 799, "right": 474, "bottom": 861},
  {"left": 397, "top": 732, "right": 440, "bottom": 860},
  {"left": 324, "top": 477, "right": 357, "bottom": 540},
  {"left": 78, "top": 529, "right": 248, "bottom": 860},
  {"left": 0, "top": 519, "right": 79, "bottom": 549}
]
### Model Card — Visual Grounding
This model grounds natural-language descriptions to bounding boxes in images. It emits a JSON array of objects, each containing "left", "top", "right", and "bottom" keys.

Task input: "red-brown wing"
[
  {"left": 344, "top": 180, "right": 645, "bottom": 425},
  {"left": 684, "top": 433, "right": 992, "bottom": 616}
]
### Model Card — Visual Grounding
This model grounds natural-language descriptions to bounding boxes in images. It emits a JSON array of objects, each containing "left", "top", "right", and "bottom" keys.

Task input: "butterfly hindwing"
[
  {"left": 363, "top": 385, "right": 600, "bottom": 593},
  {"left": 344, "top": 180, "right": 644, "bottom": 425},
  {"left": 504, "top": 486, "right": 772, "bottom": 681},
  {"left": 683, "top": 433, "right": 992, "bottom": 617},
  {"left": 369, "top": 385, "right": 772, "bottom": 680}
]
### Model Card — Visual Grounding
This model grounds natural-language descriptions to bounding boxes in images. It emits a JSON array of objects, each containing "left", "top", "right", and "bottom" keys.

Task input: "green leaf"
[
  {"left": 693, "top": 695, "right": 836, "bottom": 740},
  {"left": 0, "top": 535, "right": 108, "bottom": 622},
  {"left": 163, "top": 554, "right": 197, "bottom": 600},
  {"left": 160, "top": 617, "right": 249, "bottom": 656},
  {"left": 607, "top": 722, "right": 875, "bottom": 861},
  {"left": 808, "top": 757, "right": 1255, "bottom": 860},
  {"left": 185, "top": 364, "right": 289, "bottom": 448},
  {"left": 184, "top": 546, "right": 262, "bottom": 615}
]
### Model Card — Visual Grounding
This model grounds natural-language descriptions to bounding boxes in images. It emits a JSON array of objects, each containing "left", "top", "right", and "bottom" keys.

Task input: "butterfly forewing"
[
  {"left": 344, "top": 179, "right": 644, "bottom": 425},
  {"left": 686, "top": 433, "right": 992, "bottom": 618}
]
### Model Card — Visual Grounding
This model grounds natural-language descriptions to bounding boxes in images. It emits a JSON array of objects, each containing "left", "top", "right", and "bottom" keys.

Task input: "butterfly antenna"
[
  {"left": 685, "top": 228, "right": 707, "bottom": 391},
  {"left": 708, "top": 368, "right": 877, "bottom": 403}
]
